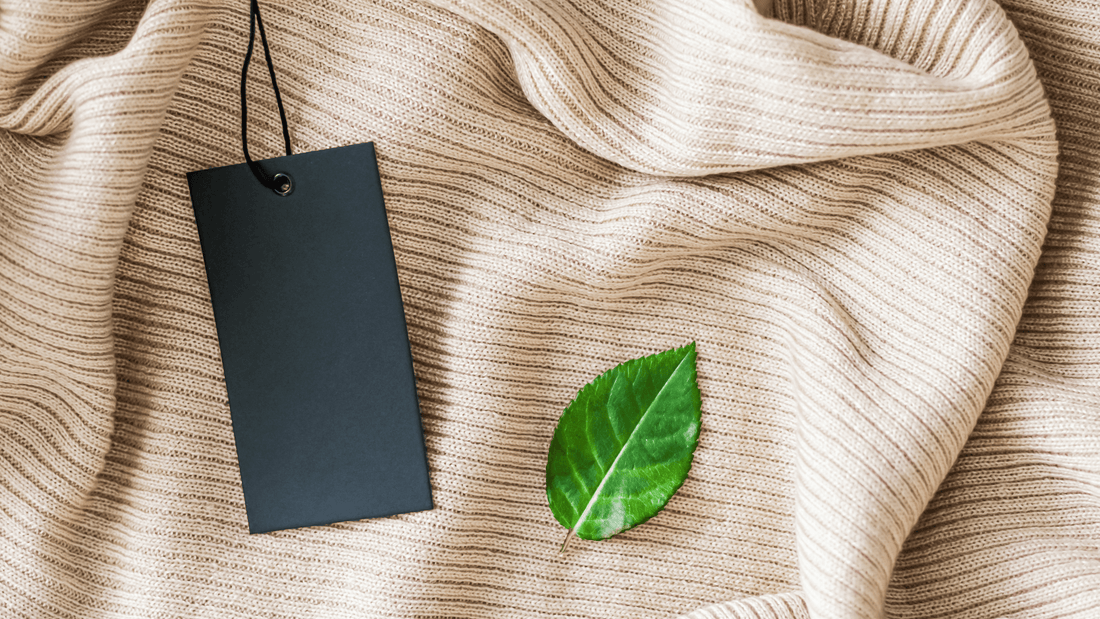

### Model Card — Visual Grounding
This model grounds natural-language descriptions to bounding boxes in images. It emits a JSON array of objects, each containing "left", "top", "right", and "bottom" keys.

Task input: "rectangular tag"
[{"left": 186, "top": 142, "right": 433, "bottom": 533}]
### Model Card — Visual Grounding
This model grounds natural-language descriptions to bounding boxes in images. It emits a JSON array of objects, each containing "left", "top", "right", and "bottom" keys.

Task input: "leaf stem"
[{"left": 559, "top": 528, "right": 574, "bottom": 554}]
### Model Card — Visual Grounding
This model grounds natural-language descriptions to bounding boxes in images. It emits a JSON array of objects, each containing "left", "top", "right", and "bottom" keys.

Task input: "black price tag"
[{"left": 187, "top": 143, "right": 433, "bottom": 533}]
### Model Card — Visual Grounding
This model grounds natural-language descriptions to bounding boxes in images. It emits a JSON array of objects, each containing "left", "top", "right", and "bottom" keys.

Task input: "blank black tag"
[{"left": 186, "top": 142, "right": 433, "bottom": 533}]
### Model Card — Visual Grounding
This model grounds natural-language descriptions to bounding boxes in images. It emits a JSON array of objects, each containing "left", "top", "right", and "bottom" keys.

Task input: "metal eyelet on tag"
[{"left": 272, "top": 173, "right": 292, "bottom": 196}]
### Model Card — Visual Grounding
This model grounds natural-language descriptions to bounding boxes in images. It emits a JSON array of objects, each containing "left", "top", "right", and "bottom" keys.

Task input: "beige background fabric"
[{"left": 0, "top": 0, "right": 1095, "bottom": 618}]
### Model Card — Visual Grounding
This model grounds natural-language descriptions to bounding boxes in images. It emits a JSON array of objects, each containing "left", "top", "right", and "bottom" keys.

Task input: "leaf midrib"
[{"left": 571, "top": 351, "right": 692, "bottom": 534}]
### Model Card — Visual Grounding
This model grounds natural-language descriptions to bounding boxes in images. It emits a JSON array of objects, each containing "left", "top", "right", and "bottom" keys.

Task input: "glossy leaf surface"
[{"left": 546, "top": 342, "right": 701, "bottom": 545}]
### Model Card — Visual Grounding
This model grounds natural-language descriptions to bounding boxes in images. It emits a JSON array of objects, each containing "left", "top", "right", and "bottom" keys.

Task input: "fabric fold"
[
  {"left": 680, "top": 591, "right": 809, "bottom": 619},
  {"left": 439, "top": 0, "right": 1049, "bottom": 175},
  {"left": 441, "top": 0, "right": 1054, "bottom": 616},
  {"left": 0, "top": 0, "right": 215, "bottom": 611},
  {"left": 1, "top": 0, "right": 1082, "bottom": 618}
]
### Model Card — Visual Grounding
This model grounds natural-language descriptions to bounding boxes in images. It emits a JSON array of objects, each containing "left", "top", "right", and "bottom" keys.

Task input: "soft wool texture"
[{"left": 0, "top": 0, "right": 1096, "bottom": 617}]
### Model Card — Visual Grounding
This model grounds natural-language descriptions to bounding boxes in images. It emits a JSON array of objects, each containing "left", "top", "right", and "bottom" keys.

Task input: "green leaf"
[{"left": 545, "top": 342, "right": 701, "bottom": 551}]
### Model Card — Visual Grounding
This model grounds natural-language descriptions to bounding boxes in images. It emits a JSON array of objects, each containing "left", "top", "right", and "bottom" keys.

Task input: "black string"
[{"left": 241, "top": 0, "right": 292, "bottom": 190}]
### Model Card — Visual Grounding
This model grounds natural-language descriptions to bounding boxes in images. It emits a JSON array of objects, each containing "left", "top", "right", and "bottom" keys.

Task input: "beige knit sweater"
[{"left": 1, "top": 0, "right": 1097, "bottom": 617}]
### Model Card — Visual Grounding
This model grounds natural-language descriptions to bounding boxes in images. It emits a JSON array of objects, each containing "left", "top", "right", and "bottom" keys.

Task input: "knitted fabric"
[{"left": 1, "top": 0, "right": 1096, "bottom": 617}]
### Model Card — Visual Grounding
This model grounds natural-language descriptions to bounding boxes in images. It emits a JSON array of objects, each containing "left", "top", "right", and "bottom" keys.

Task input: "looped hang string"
[{"left": 241, "top": 0, "right": 293, "bottom": 194}]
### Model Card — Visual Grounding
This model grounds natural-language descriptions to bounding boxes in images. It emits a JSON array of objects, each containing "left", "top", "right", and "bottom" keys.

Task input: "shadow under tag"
[{"left": 186, "top": 142, "right": 433, "bottom": 534}]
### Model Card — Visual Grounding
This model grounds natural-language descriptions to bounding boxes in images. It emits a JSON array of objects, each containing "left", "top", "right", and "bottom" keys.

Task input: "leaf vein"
[{"left": 570, "top": 350, "right": 695, "bottom": 536}]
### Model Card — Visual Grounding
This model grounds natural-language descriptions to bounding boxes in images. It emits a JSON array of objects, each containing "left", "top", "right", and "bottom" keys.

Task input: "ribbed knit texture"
[{"left": 0, "top": 0, "right": 1094, "bottom": 617}]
